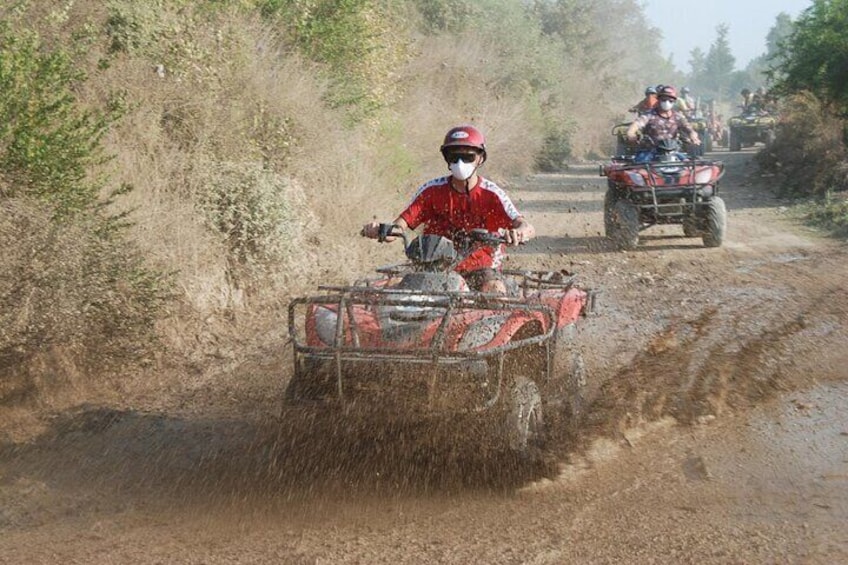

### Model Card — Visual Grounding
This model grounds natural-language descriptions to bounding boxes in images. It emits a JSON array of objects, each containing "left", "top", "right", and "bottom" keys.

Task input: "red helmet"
[
  {"left": 657, "top": 85, "right": 678, "bottom": 100},
  {"left": 440, "top": 125, "right": 487, "bottom": 160}
]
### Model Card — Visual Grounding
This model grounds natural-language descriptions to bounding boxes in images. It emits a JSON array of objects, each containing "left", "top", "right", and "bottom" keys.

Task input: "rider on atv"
[
  {"left": 361, "top": 125, "right": 536, "bottom": 294},
  {"left": 625, "top": 85, "right": 701, "bottom": 162}
]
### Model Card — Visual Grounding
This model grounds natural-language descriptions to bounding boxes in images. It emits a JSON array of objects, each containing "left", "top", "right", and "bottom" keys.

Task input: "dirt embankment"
[{"left": 2, "top": 147, "right": 847, "bottom": 564}]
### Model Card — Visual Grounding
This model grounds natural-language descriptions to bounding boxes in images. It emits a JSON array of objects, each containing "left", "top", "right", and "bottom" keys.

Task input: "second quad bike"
[
  {"left": 286, "top": 227, "right": 597, "bottom": 458},
  {"left": 687, "top": 115, "right": 712, "bottom": 155},
  {"left": 612, "top": 121, "right": 635, "bottom": 157},
  {"left": 728, "top": 110, "right": 777, "bottom": 151},
  {"left": 600, "top": 138, "right": 727, "bottom": 250}
]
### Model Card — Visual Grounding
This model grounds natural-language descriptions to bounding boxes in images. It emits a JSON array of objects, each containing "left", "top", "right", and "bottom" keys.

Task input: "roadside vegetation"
[{"left": 755, "top": 0, "right": 848, "bottom": 235}]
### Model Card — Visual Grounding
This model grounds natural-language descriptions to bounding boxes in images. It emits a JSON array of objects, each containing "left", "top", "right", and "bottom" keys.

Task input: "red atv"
[
  {"left": 600, "top": 137, "right": 727, "bottom": 249},
  {"left": 286, "top": 227, "right": 596, "bottom": 457}
]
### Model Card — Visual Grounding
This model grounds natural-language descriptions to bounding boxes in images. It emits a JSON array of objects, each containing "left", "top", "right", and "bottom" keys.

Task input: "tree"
[
  {"left": 702, "top": 24, "right": 736, "bottom": 102},
  {"left": 772, "top": 0, "right": 848, "bottom": 115},
  {"left": 687, "top": 46, "right": 707, "bottom": 92}
]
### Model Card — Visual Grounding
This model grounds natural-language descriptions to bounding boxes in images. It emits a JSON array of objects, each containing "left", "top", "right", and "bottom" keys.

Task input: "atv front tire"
[
  {"left": 702, "top": 197, "right": 727, "bottom": 248},
  {"left": 506, "top": 376, "right": 545, "bottom": 458},
  {"left": 729, "top": 129, "right": 742, "bottom": 152},
  {"left": 604, "top": 191, "right": 640, "bottom": 250}
]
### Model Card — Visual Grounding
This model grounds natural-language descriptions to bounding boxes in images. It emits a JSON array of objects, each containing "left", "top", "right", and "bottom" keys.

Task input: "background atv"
[
  {"left": 612, "top": 121, "right": 636, "bottom": 157},
  {"left": 600, "top": 138, "right": 727, "bottom": 250},
  {"left": 286, "top": 227, "right": 597, "bottom": 459},
  {"left": 728, "top": 110, "right": 777, "bottom": 151},
  {"left": 687, "top": 115, "right": 712, "bottom": 155}
]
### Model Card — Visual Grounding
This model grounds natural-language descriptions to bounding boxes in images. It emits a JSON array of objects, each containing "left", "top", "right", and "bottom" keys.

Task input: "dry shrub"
[
  {"left": 0, "top": 198, "right": 168, "bottom": 405},
  {"left": 756, "top": 91, "right": 848, "bottom": 197},
  {"left": 77, "top": 9, "right": 396, "bottom": 368}
]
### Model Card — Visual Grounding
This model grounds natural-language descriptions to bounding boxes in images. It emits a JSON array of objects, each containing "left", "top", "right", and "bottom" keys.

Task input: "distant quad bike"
[
  {"left": 687, "top": 116, "right": 712, "bottom": 155},
  {"left": 600, "top": 137, "right": 727, "bottom": 250},
  {"left": 286, "top": 227, "right": 597, "bottom": 459},
  {"left": 728, "top": 110, "right": 777, "bottom": 152},
  {"left": 612, "top": 121, "right": 636, "bottom": 156}
]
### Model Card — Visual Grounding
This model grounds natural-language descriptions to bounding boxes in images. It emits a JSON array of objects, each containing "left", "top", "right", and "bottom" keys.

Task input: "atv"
[
  {"left": 728, "top": 109, "right": 777, "bottom": 152},
  {"left": 286, "top": 227, "right": 596, "bottom": 458},
  {"left": 612, "top": 121, "right": 636, "bottom": 157},
  {"left": 600, "top": 137, "right": 727, "bottom": 250},
  {"left": 687, "top": 115, "right": 712, "bottom": 155}
]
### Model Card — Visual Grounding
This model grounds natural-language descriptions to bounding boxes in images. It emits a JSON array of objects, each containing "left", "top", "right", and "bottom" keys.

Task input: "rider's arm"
[
  {"left": 626, "top": 115, "right": 648, "bottom": 141},
  {"left": 360, "top": 217, "right": 409, "bottom": 241}
]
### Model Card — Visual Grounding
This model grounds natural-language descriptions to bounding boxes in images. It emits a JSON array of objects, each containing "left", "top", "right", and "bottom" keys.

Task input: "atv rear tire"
[
  {"left": 702, "top": 197, "right": 727, "bottom": 248},
  {"left": 604, "top": 191, "right": 640, "bottom": 250},
  {"left": 704, "top": 134, "right": 713, "bottom": 153},
  {"left": 506, "top": 376, "right": 545, "bottom": 458}
]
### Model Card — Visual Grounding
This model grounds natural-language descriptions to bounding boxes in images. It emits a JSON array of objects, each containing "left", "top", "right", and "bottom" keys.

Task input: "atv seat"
[{"left": 396, "top": 271, "right": 468, "bottom": 293}]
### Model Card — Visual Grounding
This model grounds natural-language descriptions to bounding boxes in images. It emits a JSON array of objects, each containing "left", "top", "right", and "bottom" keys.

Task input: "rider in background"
[
  {"left": 740, "top": 88, "right": 753, "bottom": 110},
  {"left": 630, "top": 86, "right": 658, "bottom": 114},
  {"left": 360, "top": 124, "right": 535, "bottom": 293},
  {"left": 678, "top": 86, "right": 697, "bottom": 117},
  {"left": 625, "top": 86, "right": 701, "bottom": 162}
]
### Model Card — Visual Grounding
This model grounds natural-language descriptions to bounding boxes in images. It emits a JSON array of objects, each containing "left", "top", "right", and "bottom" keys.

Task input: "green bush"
[
  {"left": 803, "top": 195, "right": 848, "bottom": 236},
  {"left": 0, "top": 23, "right": 116, "bottom": 215},
  {"left": 756, "top": 92, "right": 848, "bottom": 197},
  {"left": 0, "top": 22, "right": 170, "bottom": 390}
]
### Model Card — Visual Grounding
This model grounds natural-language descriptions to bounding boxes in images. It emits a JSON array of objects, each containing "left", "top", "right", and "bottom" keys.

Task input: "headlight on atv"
[
  {"left": 694, "top": 168, "right": 715, "bottom": 184},
  {"left": 627, "top": 171, "right": 646, "bottom": 186}
]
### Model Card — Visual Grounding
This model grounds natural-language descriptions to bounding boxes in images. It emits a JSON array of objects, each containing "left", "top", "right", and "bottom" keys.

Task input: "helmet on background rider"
[
  {"left": 440, "top": 125, "right": 487, "bottom": 163},
  {"left": 645, "top": 86, "right": 658, "bottom": 96},
  {"left": 657, "top": 85, "right": 678, "bottom": 100},
  {"left": 681, "top": 86, "right": 691, "bottom": 95}
]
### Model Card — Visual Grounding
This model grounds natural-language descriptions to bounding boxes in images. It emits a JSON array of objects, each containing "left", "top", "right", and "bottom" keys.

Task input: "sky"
[{"left": 641, "top": 0, "right": 813, "bottom": 71}]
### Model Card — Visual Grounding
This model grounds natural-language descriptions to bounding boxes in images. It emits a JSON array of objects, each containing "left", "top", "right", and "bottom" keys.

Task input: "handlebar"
[{"left": 377, "top": 224, "right": 510, "bottom": 247}]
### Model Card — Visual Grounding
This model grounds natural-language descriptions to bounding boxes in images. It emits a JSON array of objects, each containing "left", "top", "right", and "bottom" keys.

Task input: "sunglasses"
[{"left": 445, "top": 152, "right": 479, "bottom": 164}]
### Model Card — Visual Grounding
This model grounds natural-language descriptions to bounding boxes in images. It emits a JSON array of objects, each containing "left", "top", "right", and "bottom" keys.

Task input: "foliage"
[
  {"left": 258, "top": 0, "right": 411, "bottom": 123},
  {"left": 0, "top": 20, "right": 171, "bottom": 387},
  {"left": 755, "top": 91, "right": 848, "bottom": 198},
  {"left": 0, "top": 198, "right": 171, "bottom": 381},
  {"left": 687, "top": 24, "right": 735, "bottom": 103},
  {"left": 771, "top": 0, "right": 848, "bottom": 116},
  {"left": 411, "top": 0, "right": 479, "bottom": 33},
  {"left": 0, "top": 22, "right": 118, "bottom": 215},
  {"left": 802, "top": 194, "right": 848, "bottom": 236},
  {"left": 199, "top": 161, "right": 311, "bottom": 270}
]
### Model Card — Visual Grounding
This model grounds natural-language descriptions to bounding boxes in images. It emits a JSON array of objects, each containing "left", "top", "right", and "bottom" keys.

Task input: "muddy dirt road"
[{"left": 2, "top": 148, "right": 847, "bottom": 564}]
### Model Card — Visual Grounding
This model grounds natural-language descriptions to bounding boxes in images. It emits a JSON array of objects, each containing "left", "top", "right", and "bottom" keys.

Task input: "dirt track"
[{"left": 2, "top": 148, "right": 848, "bottom": 564}]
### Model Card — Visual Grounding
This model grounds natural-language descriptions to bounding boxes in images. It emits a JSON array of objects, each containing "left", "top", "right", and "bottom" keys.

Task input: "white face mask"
[
  {"left": 449, "top": 160, "right": 477, "bottom": 181},
  {"left": 659, "top": 100, "right": 675, "bottom": 111}
]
